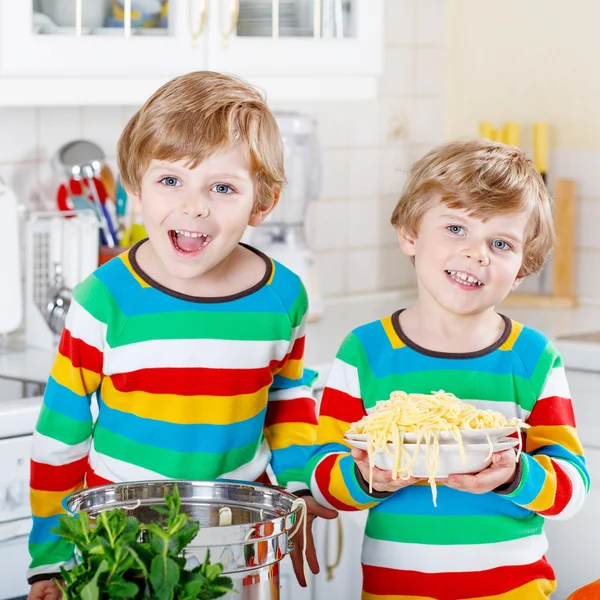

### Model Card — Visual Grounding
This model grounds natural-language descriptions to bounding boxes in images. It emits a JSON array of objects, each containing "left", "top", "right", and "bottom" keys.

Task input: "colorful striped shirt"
[
  {"left": 28, "top": 243, "right": 318, "bottom": 583},
  {"left": 307, "top": 311, "right": 589, "bottom": 600}
]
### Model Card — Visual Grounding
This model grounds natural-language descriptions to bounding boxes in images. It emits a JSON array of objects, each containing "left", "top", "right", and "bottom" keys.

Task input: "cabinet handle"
[
  {"left": 75, "top": 0, "right": 82, "bottom": 37},
  {"left": 222, "top": 0, "right": 240, "bottom": 47},
  {"left": 313, "top": 0, "right": 322, "bottom": 38},
  {"left": 272, "top": 0, "right": 279, "bottom": 38},
  {"left": 189, "top": 0, "right": 207, "bottom": 48},
  {"left": 123, "top": 0, "right": 132, "bottom": 37},
  {"left": 325, "top": 516, "right": 343, "bottom": 581}
]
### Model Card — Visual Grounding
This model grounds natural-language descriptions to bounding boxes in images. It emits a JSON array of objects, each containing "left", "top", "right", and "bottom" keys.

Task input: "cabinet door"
[
  {"left": 279, "top": 554, "right": 313, "bottom": 600},
  {"left": 207, "top": 0, "right": 383, "bottom": 77},
  {"left": 0, "top": 1, "right": 208, "bottom": 77},
  {"left": 311, "top": 511, "right": 367, "bottom": 600}
]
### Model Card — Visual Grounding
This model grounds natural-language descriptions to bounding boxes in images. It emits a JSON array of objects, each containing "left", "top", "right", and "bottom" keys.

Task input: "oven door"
[
  {"left": 0, "top": 433, "right": 35, "bottom": 599},
  {"left": 0, "top": 518, "right": 32, "bottom": 599}
]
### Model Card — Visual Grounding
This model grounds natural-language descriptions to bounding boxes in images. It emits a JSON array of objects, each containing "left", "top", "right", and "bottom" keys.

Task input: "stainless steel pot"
[{"left": 65, "top": 480, "right": 303, "bottom": 600}]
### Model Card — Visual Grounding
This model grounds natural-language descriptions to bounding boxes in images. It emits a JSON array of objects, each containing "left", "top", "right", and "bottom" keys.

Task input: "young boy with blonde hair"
[
  {"left": 27, "top": 71, "right": 335, "bottom": 600},
  {"left": 307, "top": 140, "right": 589, "bottom": 599}
]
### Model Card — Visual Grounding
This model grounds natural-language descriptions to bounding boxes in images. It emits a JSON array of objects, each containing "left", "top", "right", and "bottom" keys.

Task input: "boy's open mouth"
[
  {"left": 445, "top": 270, "right": 484, "bottom": 287},
  {"left": 169, "top": 229, "right": 212, "bottom": 254}
]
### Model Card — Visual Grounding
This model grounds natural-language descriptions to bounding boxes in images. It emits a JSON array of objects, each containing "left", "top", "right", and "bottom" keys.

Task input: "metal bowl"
[{"left": 65, "top": 479, "right": 302, "bottom": 575}]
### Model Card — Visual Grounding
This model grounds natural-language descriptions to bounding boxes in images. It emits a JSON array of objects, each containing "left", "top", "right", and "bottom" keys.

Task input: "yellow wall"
[{"left": 445, "top": 0, "right": 600, "bottom": 149}]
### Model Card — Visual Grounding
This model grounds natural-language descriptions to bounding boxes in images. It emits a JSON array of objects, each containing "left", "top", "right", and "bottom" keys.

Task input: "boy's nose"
[
  {"left": 462, "top": 244, "right": 490, "bottom": 266},
  {"left": 180, "top": 200, "right": 210, "bottom": 218}
]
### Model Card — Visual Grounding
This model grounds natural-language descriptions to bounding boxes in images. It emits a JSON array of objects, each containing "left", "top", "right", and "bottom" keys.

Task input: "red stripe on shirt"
[
  {"left": 319, "top": 388, "right": 367, "bottom": 422},
  {"left": 59, "top": 328, "right": 103, "bottom": 374},
  {"left": 314, "top": 454, "right": 360, "bottom": 511},
  {"left": 289, "top": 336, "right": 305, "bottom": 361},
  {"left": 30, "top": 457, "right": 88, "bottom": 492},
  {"left": 85, "top": 467, "right": 113, "bottom": 488},
  {"left": 363, "top": 558, "right": 555, "bottom": 599},
  {"left": 539, "top": 458, "right": 574, "bottom": 516},
  {"left": 265, "top": 397, "right": 318, "bottom": 426},
  {"left": 110, "top": 366, "right": 273, "bottom": 396},
  {"left": 527, "top": 396, "right": 576, "bottom": 427}
]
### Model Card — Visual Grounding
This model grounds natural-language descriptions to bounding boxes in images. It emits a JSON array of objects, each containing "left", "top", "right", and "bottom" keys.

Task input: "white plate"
[
  {"left": 345, "top": 426, "right": 522, "bottom": 445},
  {"left": 344, "top": 437, "right": 520, "bottom": 478}
]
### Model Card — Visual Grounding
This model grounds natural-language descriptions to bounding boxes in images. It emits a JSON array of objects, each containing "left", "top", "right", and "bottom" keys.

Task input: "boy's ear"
[
  {"left": 124, "top": 186, "right": 142, "bottom": 212},
  {"left": 248, "top": 186, "right": 280, "bottom": 227},
  {"left": 511, "top": 277, "right": 524, "bottom": 291},
  {"left": 397, "top": 226, "right": 417, "bottom": 257}
]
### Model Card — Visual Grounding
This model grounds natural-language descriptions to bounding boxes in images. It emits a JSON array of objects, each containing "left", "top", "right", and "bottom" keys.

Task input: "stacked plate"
[{"left": 344, "top": 428, "right": 522, "bottom": 478}]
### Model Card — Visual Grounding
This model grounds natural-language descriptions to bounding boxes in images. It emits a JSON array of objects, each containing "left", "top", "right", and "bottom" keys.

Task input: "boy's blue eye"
[
  {"left": 447, "top": 225, "right": 465, "bottom": 235},
  {"left": 160, "top": 177, "right": 180, "bottom": 187},
  {"left": 212, "top": 184, "right": 233, "bottom": 194},
  {"left": 492, "top": 239, "right": 511, "bottom": 251}
]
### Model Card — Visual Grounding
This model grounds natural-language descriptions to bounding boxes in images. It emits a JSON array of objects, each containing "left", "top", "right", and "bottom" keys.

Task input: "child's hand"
[
  {"left": 352, "top": 448, "right": 421, "bottom": 492},
  {"left": 443, "top": 449, "right": 517, "bottom": 494},
  {"left": 28, "top": 580, "right": 62, "bottom": 600},
  {"left": 289, "top": 496, "right": 338, "bottom": 587}
]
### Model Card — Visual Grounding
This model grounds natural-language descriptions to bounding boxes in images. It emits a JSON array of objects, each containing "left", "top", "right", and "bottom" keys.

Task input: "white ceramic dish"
[
  {"left": 344, "top": 437, "right": 520, "bottom": 478},
  {"left": 345, "top": 426, "right": 522, "bottom": 445}
]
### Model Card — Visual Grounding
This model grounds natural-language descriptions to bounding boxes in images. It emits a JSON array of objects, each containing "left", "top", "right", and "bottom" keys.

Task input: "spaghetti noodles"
[{"left": 347, "top": 390, "right": 528, "bottom": 506}]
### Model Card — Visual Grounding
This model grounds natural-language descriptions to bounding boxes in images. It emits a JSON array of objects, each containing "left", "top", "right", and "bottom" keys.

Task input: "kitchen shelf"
[{"left": 0, "top": 74, "right": 378, "bottom": 106}]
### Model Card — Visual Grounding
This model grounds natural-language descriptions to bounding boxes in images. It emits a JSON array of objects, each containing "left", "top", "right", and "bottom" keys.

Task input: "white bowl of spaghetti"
[
  {"left": 345, "top": 436, "right": 520, "bottom": 478},
  {"left": 345, "top": 390, "right": 529, "bottom": 506}
]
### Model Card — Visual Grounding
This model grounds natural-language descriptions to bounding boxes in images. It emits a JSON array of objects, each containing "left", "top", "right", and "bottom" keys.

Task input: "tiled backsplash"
[{"left": 0, "top": 0, "right": 444, "bottom": 299}]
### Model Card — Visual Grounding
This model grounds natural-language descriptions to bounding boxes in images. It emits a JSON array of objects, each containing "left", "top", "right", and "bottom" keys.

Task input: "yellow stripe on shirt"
[
  {"left": 277, "top": 357, "right": 303, "bottom": 380},
  {"left": 330, "top": 455, "right": 377, "bottom": 510},
  {"left": 264, "top": 422, "right": 317, "bottom": 450},
  {"left": 51, "top": 353, "right": 101, "bottom": 397},
  {"left": 31, "top": 485, "right": 82, "bottom": 518},
  {"left": 316, "top": 415, "right": 350, "bottom": 445},
  {"left": 524, "top": 455, "right": 556, "bottom": 513},
  {"left": 526, "top": 424, "right": 583, "bottom": 456},
  {"left": 469, "top": 578, "right": 556, "bottom": 599},
  {"left": 102, "top": 377, "right": 269, "bottom": 425}
]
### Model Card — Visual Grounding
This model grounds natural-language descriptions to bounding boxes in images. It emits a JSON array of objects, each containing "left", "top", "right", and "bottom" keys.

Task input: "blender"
[{"left": 248, "top": 112, "right": 323, "bottom": 321}]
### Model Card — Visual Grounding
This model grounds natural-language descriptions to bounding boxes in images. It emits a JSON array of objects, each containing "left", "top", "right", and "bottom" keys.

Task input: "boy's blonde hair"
[
  {"left": 118, "top": 71, "right": 285, "bottom": 210},
  {"left": 391, "top": 139, "right": 554, "bottom": 277}
]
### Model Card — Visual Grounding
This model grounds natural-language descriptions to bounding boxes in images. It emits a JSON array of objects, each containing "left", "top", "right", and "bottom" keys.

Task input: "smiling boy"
[
  {"left": 27, "top": 71, "right": 335, "bottom": 600},
  {"left": 306, "top": 140, "right": 590, "bottom": 599}
]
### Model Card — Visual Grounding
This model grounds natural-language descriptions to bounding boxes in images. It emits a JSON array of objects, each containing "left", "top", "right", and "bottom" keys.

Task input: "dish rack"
[{"left": 24, "top": 210, "right": 99, "bottom": 351}]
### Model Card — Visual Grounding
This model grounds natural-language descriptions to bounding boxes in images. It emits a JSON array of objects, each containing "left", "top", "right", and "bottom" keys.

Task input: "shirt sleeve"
[
  {"left": 264, "top": 282, "right": 318, "bottom": 494},
  {"left": 28, "top": 278, "right": 106, "bottom": 584},
  {"left": 495, "top": 342, "right": 590, "bottom": 519},
  {"left": 305, "top": 332, "right": 390, "bottom": 511}
]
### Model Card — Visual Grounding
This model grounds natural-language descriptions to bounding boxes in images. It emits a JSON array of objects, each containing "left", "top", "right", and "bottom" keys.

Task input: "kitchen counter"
[{"left": 2, "top": 290, "right": 600, "bottom": 390}]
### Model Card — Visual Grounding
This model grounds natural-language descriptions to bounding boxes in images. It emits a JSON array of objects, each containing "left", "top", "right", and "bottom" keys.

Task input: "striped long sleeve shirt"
[
  {"left": 28, "top": 243, "right": 318, "bottom": 583},
  {"left": 307, "top": 311, "right": 589, "bottom": 600}
]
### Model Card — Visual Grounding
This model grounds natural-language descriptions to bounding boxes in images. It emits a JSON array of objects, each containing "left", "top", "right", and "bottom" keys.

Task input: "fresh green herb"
[{"left": 52, "top": 485, "right": 234, "bottom": 600}]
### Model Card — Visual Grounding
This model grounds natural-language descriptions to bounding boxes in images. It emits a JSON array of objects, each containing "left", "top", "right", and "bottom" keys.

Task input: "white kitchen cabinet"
[
  {"left": 0, "top": 0, "right": 383, "bottom": 105},
  {"left": 0, "top": 1, "right": 209, "bottom": 77},
  {"left": 207, "top": 0, "right": 382, "bottom": 78},
  {"left": 310, "top": 510, "right": 367, "bottom": 600}
]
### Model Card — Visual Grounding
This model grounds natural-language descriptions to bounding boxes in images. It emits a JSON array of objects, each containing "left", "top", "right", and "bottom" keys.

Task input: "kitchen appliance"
[
  {"left": 0, "top": 394, "right": 44, "bottom": 599},
  {"left": 65, "top": 480, "right": 305, "bottom": 600},
  {"left": 247, "top": 112, "right": 323, "bottom": 320}
]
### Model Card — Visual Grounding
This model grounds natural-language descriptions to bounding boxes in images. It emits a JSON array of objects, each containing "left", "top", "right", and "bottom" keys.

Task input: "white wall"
[
  {"left": 0, "top": 0, "right": 444, "bottom": 300},
  {"left": 445, "top": 0, "right": 600, "bottom": 303}
]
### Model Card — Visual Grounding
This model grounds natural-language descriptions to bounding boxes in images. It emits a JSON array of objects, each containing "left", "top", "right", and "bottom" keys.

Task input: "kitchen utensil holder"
[{"left": 24, "top": 210, "right": 99, "bottom": 351}]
